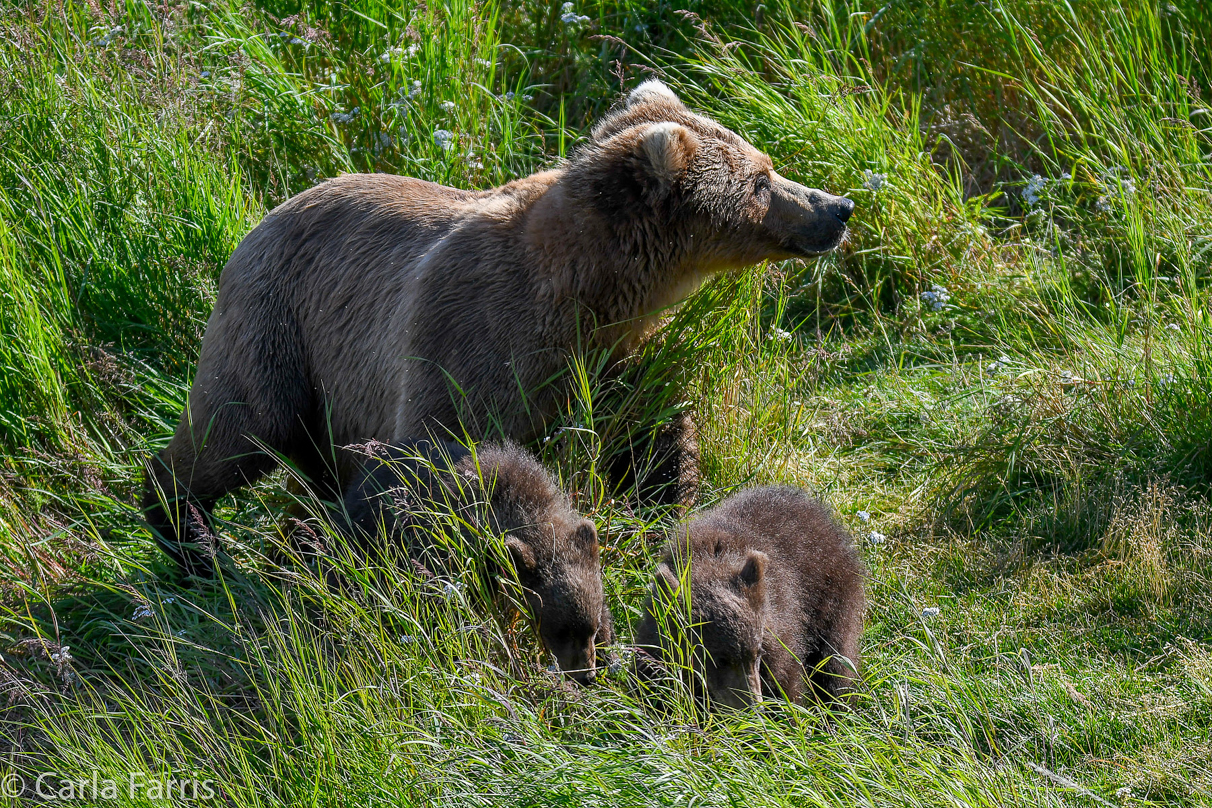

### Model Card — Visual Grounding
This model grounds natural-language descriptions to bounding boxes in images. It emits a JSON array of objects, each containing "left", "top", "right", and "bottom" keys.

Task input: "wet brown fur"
[
  {"left": 143, "top": 80, "right": 853, "bottom": 575},
  {"left": 636, "top": 486, "right": 866, "bottom": 707}
]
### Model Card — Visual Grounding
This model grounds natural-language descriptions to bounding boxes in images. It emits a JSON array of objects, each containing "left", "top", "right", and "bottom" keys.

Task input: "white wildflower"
[
  {"left": 920, "top": 284, "right": 950, "bottom": 311},
  {"left": 560, "top": 2, "right": 591, "bottom": 26},
  {"left": 1159, "top": 373, "right": 1175, "bottom": 388},
  {"left": 1120, "top": 177, "right": 1136, "bottom": 195},
  {"left": 987, "top": 354, "right": 1012, "bottom": 375},
  {"left": 410, "top": 79, "right": 423, "bottom": 97},
  {"left": 921, "top": 607, "right": 940, "bottom": 619},
  {"left": 406, "top": 43, "right": 420, "bottom": 57},
  {"left": 380, "top": 48, "right": 401, "bottom": 62},
  {"left": 868, "top": 531, "right": 886, "bottom": 545},
  {"left": 770, "top": 327, "right": 793, "bottom": 341},
  {"left": 433, "top": 129, "right": 456, "bottom": 151},
  {"left": 1166, "top": 322, "right": 1181, "bottom": 331},
  {"left": 442, "top": 581, "right": 464, "bottom": 599},
  {"left": 132, "top": 604, "right": 154, "bottom": 621},
  {"left": 863, "top": 169, "right": 886, "bottom": 193},
  {"left": 50, "top": 645, "right": 72, "bottom": 665},
  {"left": 1095, "top": 196, "right": 1112, "bottom": 213},
  {"left": 1022, "top": 174, "right": 1047, "bottom": 208},
  {"left": 440, "top": 100, "right": 456, "bottom": 112},
  {"left": 857, "top": 511, "right": 871, "bottom": 523}
]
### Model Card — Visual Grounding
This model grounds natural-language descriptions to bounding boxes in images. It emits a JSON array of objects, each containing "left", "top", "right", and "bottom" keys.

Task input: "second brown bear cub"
[
  {"left": 636, "top": 486, "right": 865, "bottom": 707},
  {"left": 340, "top": 440, "right": 613, "bottom": 685}
]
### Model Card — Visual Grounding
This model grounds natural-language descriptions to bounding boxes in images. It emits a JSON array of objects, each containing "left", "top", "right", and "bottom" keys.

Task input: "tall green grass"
[{"left": 0, "top": 0, "right": 1210, "bottom": 804}]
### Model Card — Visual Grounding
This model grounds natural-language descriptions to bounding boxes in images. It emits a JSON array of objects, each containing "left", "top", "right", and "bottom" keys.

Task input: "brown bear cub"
[
  {"left": 635, "top": 486, "right": 865, "bottom": 708},
  {"left": 340, "top": 439, "right": 613, "bottom": 685}
]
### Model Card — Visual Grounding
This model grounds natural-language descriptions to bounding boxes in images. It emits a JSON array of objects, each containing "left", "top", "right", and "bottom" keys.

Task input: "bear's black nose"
[{"left": 835, "top": 196, "right": 855, "bottom": 223}]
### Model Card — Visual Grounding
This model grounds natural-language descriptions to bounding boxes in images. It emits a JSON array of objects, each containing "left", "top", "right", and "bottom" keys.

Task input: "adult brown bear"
[{"left": 145, "top": 80, "right": 854, "bottom": 575}]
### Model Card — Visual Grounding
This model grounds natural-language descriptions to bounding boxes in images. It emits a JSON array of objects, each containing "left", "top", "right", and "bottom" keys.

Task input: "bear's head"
[
  {"left": 571, "top": 79, "right": 853, "bottom": 274},
  {"left": 643, "top": 535, "right": 769, "bottom": 709},
  {"left": 460, "top": 445, "right": 609, "bottom": 686},
  {"left": 505, "top": 518, "right": 606, "bottom": 686}
]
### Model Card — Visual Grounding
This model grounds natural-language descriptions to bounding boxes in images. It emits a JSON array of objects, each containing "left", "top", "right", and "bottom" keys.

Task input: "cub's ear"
[
  {"left": 733, "top": 551, "right": 768, "bottom": 605},
  {"left": 505, "top": 536, "right": 537, "bottom": 573},
  {"left": 573, "top": 520, "right": 599, "bottom": 554},
  {"left": 639, "top": 122, "right": 697, "bottom": 185},
  {"left": 627, "top": 79, "right": 684, "bottom": 109}
]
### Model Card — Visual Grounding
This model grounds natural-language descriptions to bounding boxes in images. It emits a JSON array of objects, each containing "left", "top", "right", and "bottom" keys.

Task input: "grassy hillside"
[{"left": 1, "top": 0, "right": 1210, "bottom": 804}]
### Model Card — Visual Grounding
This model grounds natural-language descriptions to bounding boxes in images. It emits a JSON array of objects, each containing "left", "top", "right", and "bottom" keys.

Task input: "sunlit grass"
[{"left": 0, "top": 0, "right": 1209, "bottom": 804}]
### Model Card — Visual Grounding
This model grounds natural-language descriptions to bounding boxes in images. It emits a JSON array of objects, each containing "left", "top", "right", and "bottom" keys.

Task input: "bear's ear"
[
  {"left": 627, "top": 79, "right": 684, "bottom": 109},
  {"left": 733, "top": 551, "right": 768, "bottom": 606},
  {"left": 505, "top": 536, "right": 537, "bottom": 573},
  {"left": 638, "top": 122, "right": 698, "bottom": 185}
]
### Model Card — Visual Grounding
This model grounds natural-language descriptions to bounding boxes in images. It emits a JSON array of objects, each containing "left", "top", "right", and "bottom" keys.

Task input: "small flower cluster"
[
  {"left": 986, "top": 354, "right": 1012, "bottom": 375},
  {"left": 770, "top": 326, "right": 793, "bottom": 342},
  {"left": 330, "top": 107, "right": 360, "bottom": 124},
  {"left": 380, "top": 43, "right": 421, "bottom": 62},
  {"left": 1021, "top": 174, "right": 1047, "bottom": 207},
  {"left": 388, "top": 80, "right": 424, "bottom": 115},
  {"left": 560, "top": 2, "right": 591, "bottom": 28},
  {"left": 1021, "top": 172, "right": 1072, "bottom": 209},
  {"left": 920, "top": 284, "right": 950, "bottom": 312},
  {"left": 921, "top": 606, "right": 940, "bottom": 619},
  {"left": 92, "top": 25, "right": 124, "bottom": 48},
  {"left": 863, "top": 169, "right": 887, "bottom": 193},
  {"left": 434, "top": 128, "right": 456, "bottom": 150},
  {"left": 440, "top": 100, "right": 456, "bottom": 112},
  {"left": 133, "top": 603, "right": 154, "bottom": 621}
]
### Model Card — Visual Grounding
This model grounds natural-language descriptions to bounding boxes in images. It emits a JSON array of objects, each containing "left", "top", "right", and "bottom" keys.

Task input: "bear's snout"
[{"left": 766, "top": 174, "right": 853, "bottom": 258}]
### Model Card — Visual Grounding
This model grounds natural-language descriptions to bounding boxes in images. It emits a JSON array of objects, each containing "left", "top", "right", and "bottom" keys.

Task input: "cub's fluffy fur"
[
  {"left": 341, "top": 440, "right": 613, "bottom": 685},
  {"left": 636, "top": 486, "right": 865, "bottom": 707}
]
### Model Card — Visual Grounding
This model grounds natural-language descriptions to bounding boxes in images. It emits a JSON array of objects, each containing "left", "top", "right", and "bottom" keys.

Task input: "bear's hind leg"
[{"left": 144, "top": 368, "right": 312, "bottom": 577}]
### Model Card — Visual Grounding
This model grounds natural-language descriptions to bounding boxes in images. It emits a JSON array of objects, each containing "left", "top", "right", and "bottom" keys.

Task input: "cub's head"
[
  {"left": 464, "top": 443, "right": 609, "bottom": 686},
  {"left": 573, "top": 79, "right": 853, "bottom": 271},
  {"left": 505, "top": 516, "right": 607, "bottom": 686},
  {"left": 643, "top": 536, "right": 769, "bottom": 709}
]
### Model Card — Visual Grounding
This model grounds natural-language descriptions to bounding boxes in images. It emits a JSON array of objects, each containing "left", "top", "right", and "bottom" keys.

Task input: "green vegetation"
[{"left": 1, "top": 0, "right": 1210, "bottom": 804}]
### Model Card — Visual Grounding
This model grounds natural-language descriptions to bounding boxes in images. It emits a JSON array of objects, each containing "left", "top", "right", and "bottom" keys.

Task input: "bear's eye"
[{"left": 753, "top": 175, "right": 771, "bottom": 196}]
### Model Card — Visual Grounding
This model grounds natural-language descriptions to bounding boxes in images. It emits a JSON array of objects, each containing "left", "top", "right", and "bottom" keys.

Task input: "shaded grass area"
[{"left": 1, "top": 0, "right": 1211, "bottom": 805}]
